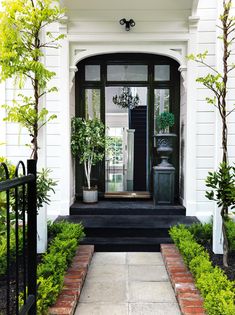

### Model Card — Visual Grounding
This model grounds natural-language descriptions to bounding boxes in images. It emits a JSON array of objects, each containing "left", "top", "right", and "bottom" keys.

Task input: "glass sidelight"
[
  {"left": 105, "top": 86, "right": 148, "bottom": 193},
  {"left": 154, "top": 89, "right": 170, "bottom": 129},
  {"left": 84, "top": 89, "right": 100, "bottom": 120}
]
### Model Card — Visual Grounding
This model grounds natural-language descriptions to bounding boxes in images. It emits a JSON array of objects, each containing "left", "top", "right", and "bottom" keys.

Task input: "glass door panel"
[
  {"left": 105, "top": 86, "right": 148, "bottom": 193},
  {"left": 85, "top": 89, "right": 100, "bottom": 120}
]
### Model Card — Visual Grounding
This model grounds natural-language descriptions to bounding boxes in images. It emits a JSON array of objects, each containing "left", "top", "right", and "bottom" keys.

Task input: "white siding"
[{"left": 195, "top": 0, "right": 235, "bottom": 217}]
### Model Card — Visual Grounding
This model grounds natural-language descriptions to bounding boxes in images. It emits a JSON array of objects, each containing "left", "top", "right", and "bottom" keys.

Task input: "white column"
[
  {"left": 37, "top": 27, "right": 49, "bottom": 253},
  {"left": 0, "top": 82, "right": 6, "bottom": 156},
  {"left": 59, "top": 17, "right": 71, "bottom": 215},
  {"left": 185, "top": 16, "right": 200, "bottom": 216},
  {"left": 213, "top": 0, "right": 223, "bottom": 254},
  {"left": 127, "top": 129, "right": 135, "bottom": 191}
]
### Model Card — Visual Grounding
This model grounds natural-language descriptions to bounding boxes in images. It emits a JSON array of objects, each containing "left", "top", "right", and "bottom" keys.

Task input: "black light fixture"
[
  {"left": 119, "top": 18, "right": 135, "bottom": 31},
  {"left": 113, "top": 87, "right": 140, "bottom": 110}
]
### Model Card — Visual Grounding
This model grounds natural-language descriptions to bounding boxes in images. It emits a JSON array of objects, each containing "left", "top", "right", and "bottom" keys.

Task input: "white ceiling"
[{"left": 61, "top": 0, "right": 198, "bottom": 12}]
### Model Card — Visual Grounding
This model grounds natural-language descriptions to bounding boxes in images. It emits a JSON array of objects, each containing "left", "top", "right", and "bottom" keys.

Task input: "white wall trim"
[
  {"left": 184, "top": 15, "right": 199, "bottom": 216},
  {"left": 58, "top": 19, "right": 72, "bottom": 215},
  {"left": 70, "top": 44, "right": 186, "bottom": 69}
]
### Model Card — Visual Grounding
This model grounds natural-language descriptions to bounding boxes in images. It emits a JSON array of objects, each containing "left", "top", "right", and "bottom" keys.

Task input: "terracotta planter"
[{"left": 83, "top": 187, "right": 98, "bottom": 203}]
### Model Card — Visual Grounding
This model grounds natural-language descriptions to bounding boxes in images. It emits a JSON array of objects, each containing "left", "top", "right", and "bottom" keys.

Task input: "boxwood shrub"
[
  {"left": 169, "top": 224, "right": 235, "bottom": 315},
  {"left": 37, "top": 221, "right": 85, "bottom": 314}
]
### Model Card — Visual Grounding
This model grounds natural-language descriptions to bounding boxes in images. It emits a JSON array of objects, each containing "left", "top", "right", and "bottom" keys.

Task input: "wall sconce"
[{"left": 119, "top": 18, "right": 136, "bottom": 31}]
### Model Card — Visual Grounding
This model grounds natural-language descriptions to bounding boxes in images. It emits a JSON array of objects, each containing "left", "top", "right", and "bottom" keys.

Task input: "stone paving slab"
[
  {"left": 86, "top": 264, "right": 127, "bottom": 282},
  {"left": 79, "top": 280, "right": 127, "bottom": 303},
  {"left": 90, "top": 252, "right": 126, "bottom": 265},
  {"left": 128, "top": 281, "right": 177, "bottom": 303},
  {"left": 76, "top": 303, "right": 128, "bottom": 315},
  {"left": 127, "top": 252, "right": 164, "bottom": 265},
  {"left": 129, "top": 265, "right": 168, "bottom": 282},
  {"left": 129, "top": 302, "right": 181, "bottom": 315},
  {"left": 75, "top": 252, "right": 180, "bottom": 315}
]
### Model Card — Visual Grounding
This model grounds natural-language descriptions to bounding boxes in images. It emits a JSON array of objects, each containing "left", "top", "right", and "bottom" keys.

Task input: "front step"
[
  {"left": 57, "top": 211, "right": 199, "bottom": 252},
  {"left": 80, "top": 237, "right": 172, "bottom": 252},
  {"left": 70, "top": 201, "right": 186, "bottom": 216}
]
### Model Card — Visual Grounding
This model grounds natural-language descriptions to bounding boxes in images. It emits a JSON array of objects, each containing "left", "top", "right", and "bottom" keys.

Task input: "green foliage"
[
  {"left": 2, "top": 101, "right": 57, "bottom": 144},
  {"left": 169, "top": 224, "right": 194, "bottom": 246},
  {"left": 71, "top": 117, "right": 106, "bottom": 165},
  {"left": 156, "top": 111, "right": 175, "bottom": 133},
  {"left": 0, "top": 0, "right": 65, "bottom": 159},
  {"left": 0, "top": 157, "right": 16, "bottom": 234},
  {"left": 205, "top": 162, "right": 235, "bottom": 211},
  {"left": 189, "top": 255, "right": 213, "bottom": 280},
  {"left": 37, "top": 276, "right": 61, "bottom": 314},
  {"left": 37, "top": 168, "right": 57, "bottom": 211},
  {"left": 0, "top": 237, "right": 7, "bottom": 275},
  {"left": 225, "top": 219, "right": 235, "bottom": 251},
  {"left": 0, "top": 156, "right": 16, "bottom": 180},
  {"left": 37, "top": 221, "right": 85, "bottom": 313},
  {"left": 187, "top": 222, "right": 213, "bottom": 245},
  {"left": 106, "top": 136, "right": 123, "bottom": 164},
  {"left": 0, "top": 0, "right": 65, "bottom": 84},
  {"left": 71, "top": 117, "right": 106, "bottom": 188},
  {"left": 170, "top": 224, "right": 235, "bottom": 315},
  {"left": 0, "top": 228, "right": 24, "bottom": 276}
]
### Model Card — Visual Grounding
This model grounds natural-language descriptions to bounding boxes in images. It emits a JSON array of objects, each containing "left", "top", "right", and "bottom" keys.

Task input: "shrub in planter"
[{"left": 71, "top": 117, "right": 106, "bottom": 203}]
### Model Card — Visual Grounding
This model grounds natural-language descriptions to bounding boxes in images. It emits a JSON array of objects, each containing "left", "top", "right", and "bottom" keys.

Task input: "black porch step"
[
  {"left": 80, "top": 237, "right": 173, "bottom": 252},
  {"left": 60, "top": 214, "right": 196, "bottom": 229},
  {"left": 57, "top": 201, "right": 198, "bottom": 252},
  {"left": 57, "top": 213, "right": 198, "bottom": 251},
  {"left": 70, "top": 201, "right": 186, "bottom": 216}
]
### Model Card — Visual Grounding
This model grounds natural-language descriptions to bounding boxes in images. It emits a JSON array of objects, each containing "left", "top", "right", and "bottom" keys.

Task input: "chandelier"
[{"left": 112, "top": 87, "right": 140, "bottom": 110}]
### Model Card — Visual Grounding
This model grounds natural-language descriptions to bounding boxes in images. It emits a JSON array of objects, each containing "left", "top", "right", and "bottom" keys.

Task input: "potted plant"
[
  {"left": 154, "top": 111, "right": 176, "bottom": 167},
  {"left": 71, "top": 117, "right": 105, "bottom": 203}
]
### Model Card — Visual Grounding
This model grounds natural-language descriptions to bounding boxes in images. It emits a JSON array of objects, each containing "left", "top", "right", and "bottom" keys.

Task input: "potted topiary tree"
[
  {"left": 71, "top": 117, "right": 106, "bottom": 203},
  {"left": 154, "top": 112, "right": 176, "bottom": 167}
]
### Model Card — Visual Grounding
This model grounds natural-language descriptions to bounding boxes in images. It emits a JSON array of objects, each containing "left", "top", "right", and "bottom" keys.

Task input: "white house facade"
[{"left": 0, "top": 0, "right": 234, "bottom": 222}]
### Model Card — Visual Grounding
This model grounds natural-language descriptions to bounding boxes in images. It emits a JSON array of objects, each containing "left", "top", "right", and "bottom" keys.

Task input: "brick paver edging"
[
  {"left": 161, "top": 244, "right": 206, "bottom": 315},
  {"left": 49, "top": 245, "right": 94, "bottom": 315}
]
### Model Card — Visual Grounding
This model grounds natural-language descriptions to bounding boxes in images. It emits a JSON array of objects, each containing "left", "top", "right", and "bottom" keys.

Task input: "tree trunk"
[
  {"left": 221, "top": 210, "right": 229, "bottom": 267},
  {"left": 32, "top": 35, "right": 40, "bottom": 161}
]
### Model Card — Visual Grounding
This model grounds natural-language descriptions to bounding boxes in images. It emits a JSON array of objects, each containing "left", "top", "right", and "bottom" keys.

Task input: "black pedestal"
[{"left": 153, "top": 165, "right": 175, "bottom": 205}]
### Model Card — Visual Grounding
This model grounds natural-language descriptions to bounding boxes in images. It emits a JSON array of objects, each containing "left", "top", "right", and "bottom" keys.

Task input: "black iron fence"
[{"left": 0, "top": 159, "right": 37, "bottom": 315}]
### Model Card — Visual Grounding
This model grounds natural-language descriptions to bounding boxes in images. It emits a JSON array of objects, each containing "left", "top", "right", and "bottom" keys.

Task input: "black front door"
[{"left": 75, "top": 53, "right": 180, "bottom": 201}]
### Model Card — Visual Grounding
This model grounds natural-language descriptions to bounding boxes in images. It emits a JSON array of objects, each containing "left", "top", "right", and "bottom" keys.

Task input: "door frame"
[{"left": 75, "top": 53, "right": 180, "bottom": 201}]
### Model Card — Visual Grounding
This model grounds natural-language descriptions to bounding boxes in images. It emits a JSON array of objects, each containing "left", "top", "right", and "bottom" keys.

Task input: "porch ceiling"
[{"left": 61, "top": 0, "right": 199, "bottom": 15}]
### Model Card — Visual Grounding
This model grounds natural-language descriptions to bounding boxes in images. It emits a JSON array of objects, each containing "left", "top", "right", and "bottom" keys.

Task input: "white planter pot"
[{"left": 83, "top": 188, "right": 98, "bottom": 203}]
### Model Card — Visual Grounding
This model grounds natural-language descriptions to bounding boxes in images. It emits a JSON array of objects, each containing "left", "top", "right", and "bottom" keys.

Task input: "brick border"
[
  {"left": 49, "top": 245, "right": 94, "bottom": 315},
  {"left": 161, "top": 244, "right": 206, "bottom": 315}
]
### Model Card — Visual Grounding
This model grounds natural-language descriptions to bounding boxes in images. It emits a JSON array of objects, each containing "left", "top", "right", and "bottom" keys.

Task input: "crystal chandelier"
[{"left": 112, "top": 87, "right": 140, "bottom": 110}]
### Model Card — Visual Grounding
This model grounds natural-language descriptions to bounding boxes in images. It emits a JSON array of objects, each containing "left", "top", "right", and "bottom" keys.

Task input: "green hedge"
[
  {"left": 37, "top": 221, "right": 85, "bottom": 314},
  {"left": 169, "top": 225, "right": 235, "bottom": 315},
  {"left": 0, "top": 229, "right": 24, "bottom": 276},
  {"left": 186, "top": 220, "right": 235, "bottom": 252}
]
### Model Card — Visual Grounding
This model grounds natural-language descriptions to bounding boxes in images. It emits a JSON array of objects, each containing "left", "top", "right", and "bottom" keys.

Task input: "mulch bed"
[{"left": 204, "top": 243, "right": 235, "bottom": 281}]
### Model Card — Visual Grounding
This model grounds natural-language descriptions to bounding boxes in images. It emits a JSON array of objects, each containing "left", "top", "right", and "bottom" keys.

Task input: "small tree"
[
  {"left": 188, "top": 0, "right": 235, "bottom": 266},
  {"left": 71, "top": 117, "right": 106, "bottom": 190},
  {"left": 0, "top": 0, "right": 65, "bottom": 160}
]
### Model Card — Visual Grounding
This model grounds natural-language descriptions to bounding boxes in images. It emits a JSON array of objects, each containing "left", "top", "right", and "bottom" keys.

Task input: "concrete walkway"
[{"left": 75, "top": 252, "right": 181, "bottom": 315}]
